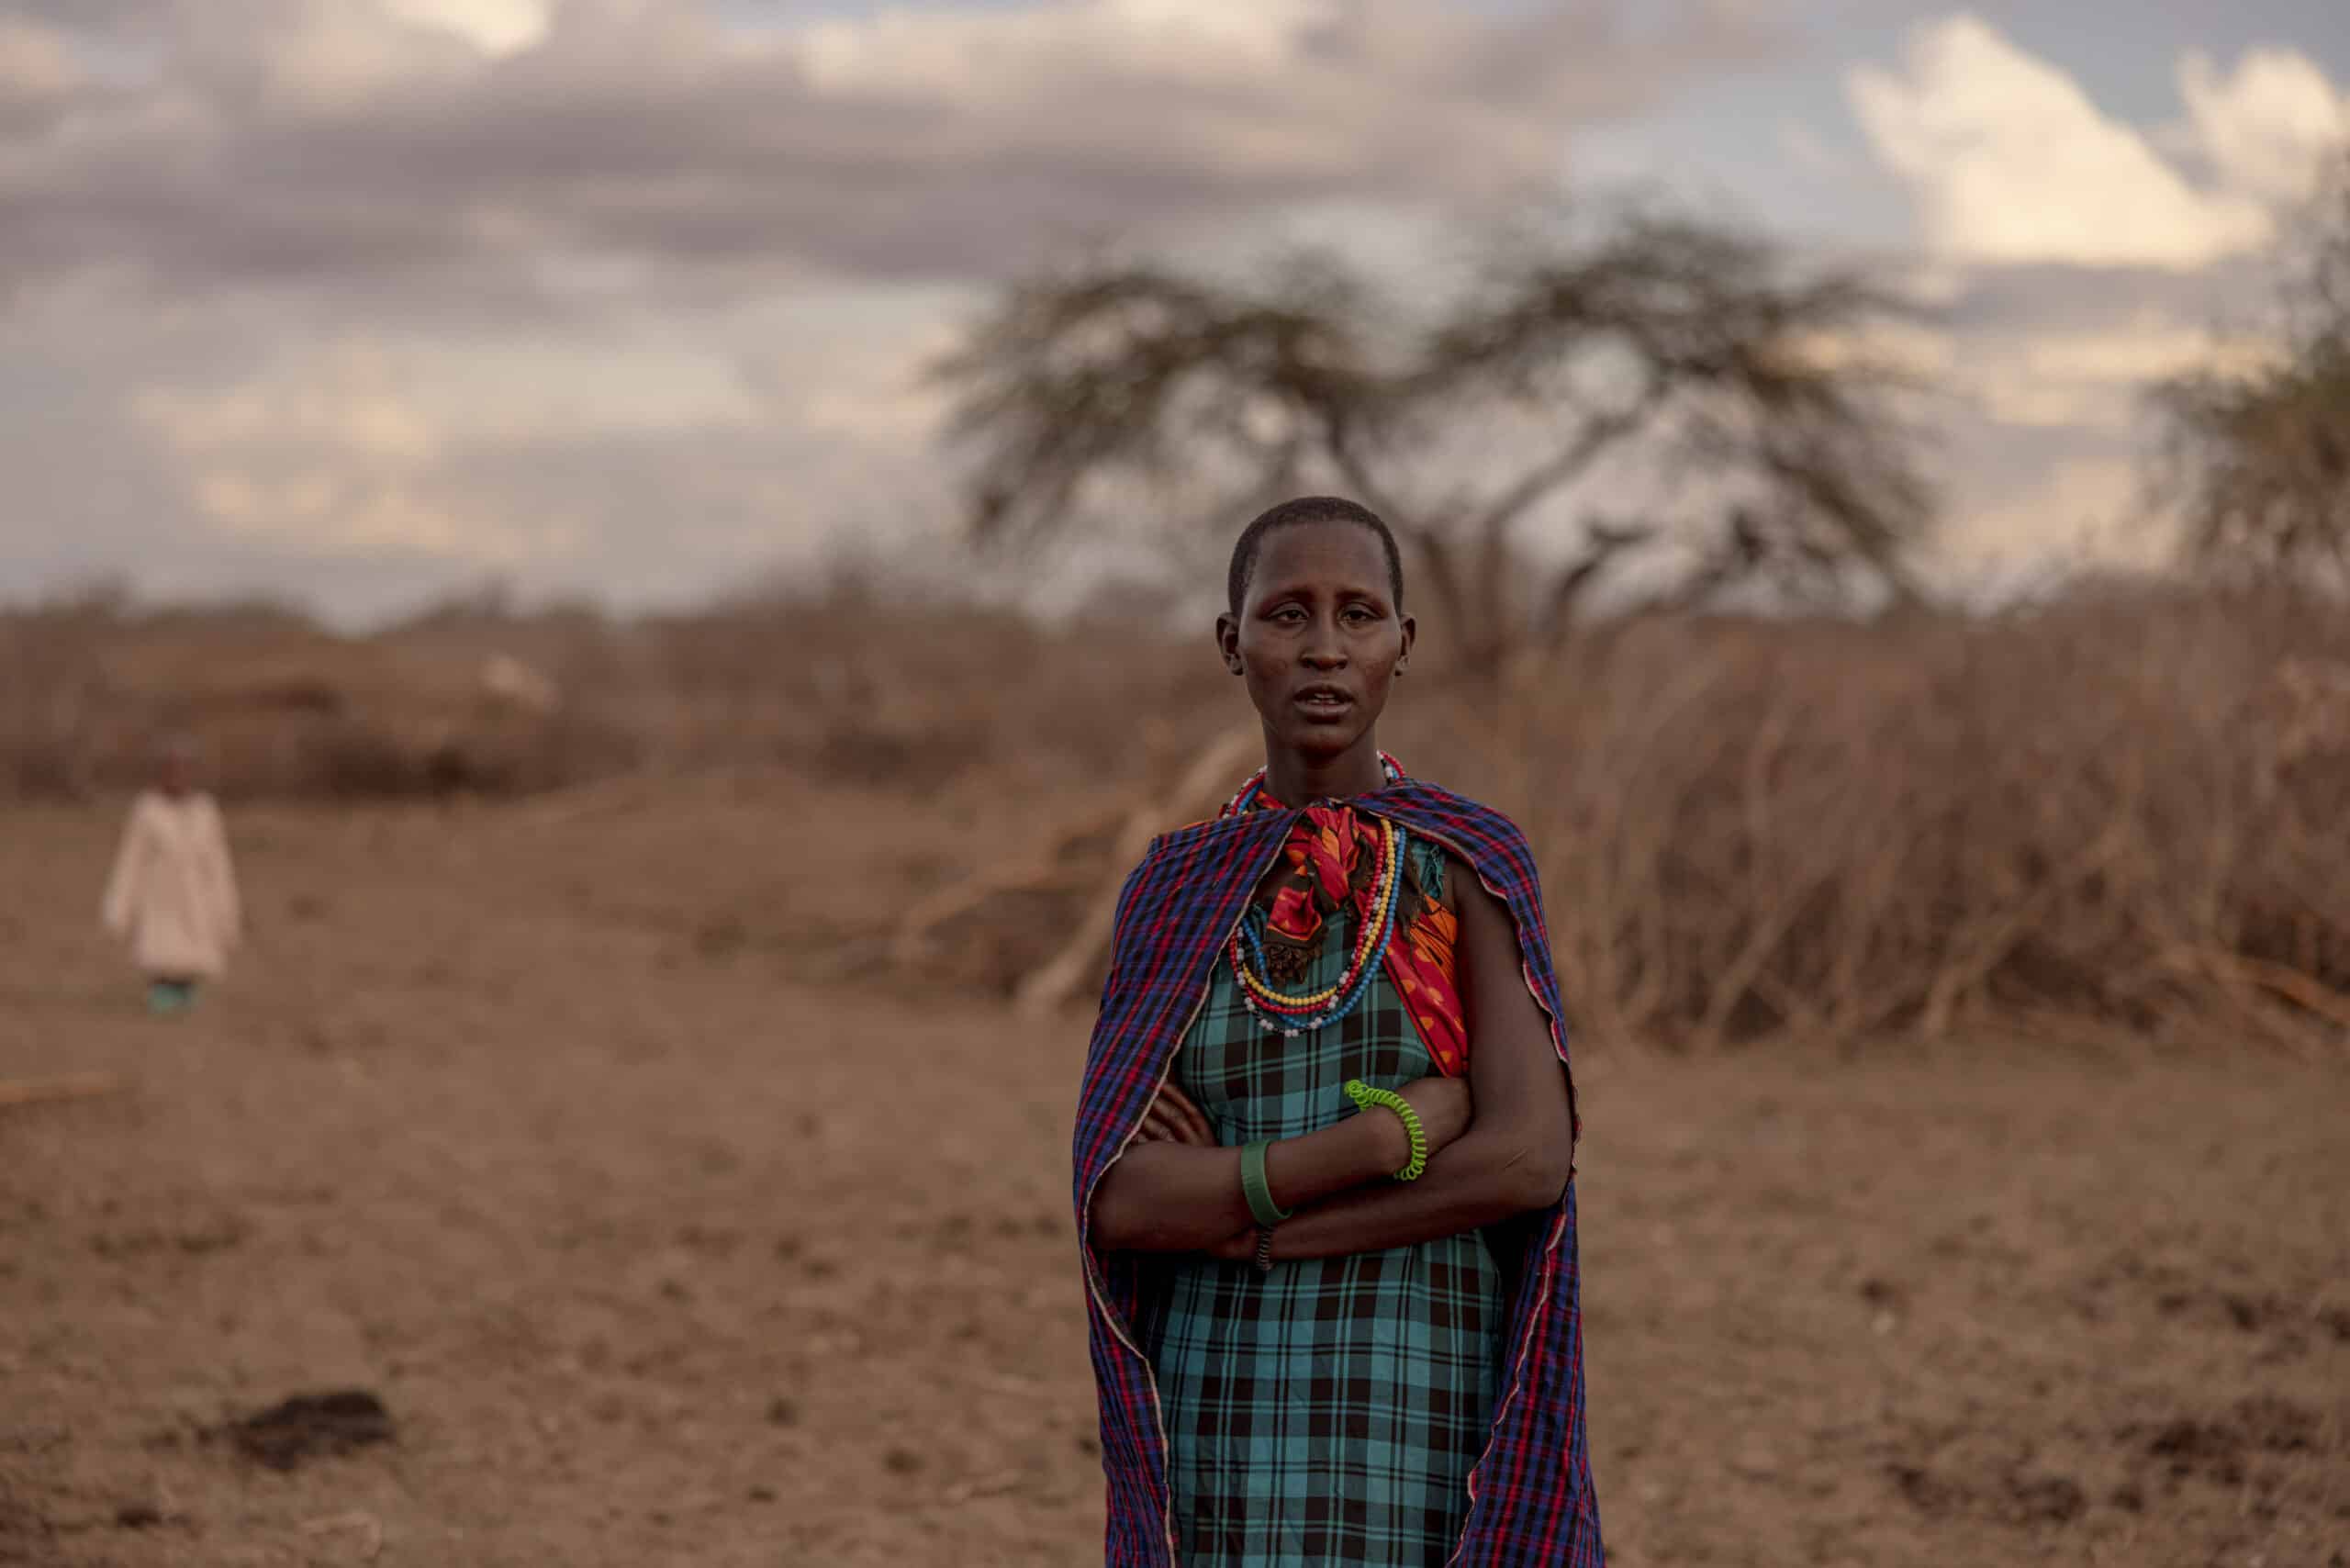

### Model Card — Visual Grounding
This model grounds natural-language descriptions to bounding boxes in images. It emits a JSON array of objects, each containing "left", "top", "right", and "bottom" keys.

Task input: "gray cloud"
[
  {"left": 1940, "top": 258, "right": 2269, "bottom": 338},
  {"left": 7, "top": 0, "right": 2311, "bottom": 623},
  {"left": 0, "top": 0, "right": 1774, "bottom": 305},
  {"left": 0, "top": 0, "right": 1792, "bottom": 621}
]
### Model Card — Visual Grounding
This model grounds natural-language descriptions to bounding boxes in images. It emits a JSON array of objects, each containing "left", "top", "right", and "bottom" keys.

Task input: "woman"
[
  {"left": 101, "top": 737, "right": 241, "bottom": 1015},
  {"left": 1074, "top": 497, "right": 1601, "bottom": 1566}
]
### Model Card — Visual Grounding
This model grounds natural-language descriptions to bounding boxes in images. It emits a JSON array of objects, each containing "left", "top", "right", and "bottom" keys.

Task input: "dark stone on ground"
[{"left": 217, "top": 1389, "right": 395, "bottom": 1472}]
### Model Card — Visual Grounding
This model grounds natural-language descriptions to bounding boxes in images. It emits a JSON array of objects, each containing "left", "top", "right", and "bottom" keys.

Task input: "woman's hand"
[{"left": 1133, "top": 1082, "right": 1216, "bottom": 1147}]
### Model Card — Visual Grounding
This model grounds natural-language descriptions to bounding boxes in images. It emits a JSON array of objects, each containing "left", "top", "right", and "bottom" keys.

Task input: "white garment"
[{"left": 101, "top": 790, "right": 241, "bottom": 979}]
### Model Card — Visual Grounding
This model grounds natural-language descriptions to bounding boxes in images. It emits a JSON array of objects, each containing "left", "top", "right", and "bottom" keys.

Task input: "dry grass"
[{"left": 8, "top": 578, "right": 2350, "bottom": 1053}]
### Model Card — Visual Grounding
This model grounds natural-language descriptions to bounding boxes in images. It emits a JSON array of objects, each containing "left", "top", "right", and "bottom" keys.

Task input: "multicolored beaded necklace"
[
  {"left": 1222, "top": 753, "right": 1407, "bottom": 1037},
  {"left": 1217, "top": 751, "right": 1405, "bottom": 818}
]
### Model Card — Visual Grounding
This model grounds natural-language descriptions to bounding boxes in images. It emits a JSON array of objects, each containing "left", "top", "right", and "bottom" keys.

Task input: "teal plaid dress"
[{"left": 1136, "top": 839, "right": 1506, "bottom": 1566}]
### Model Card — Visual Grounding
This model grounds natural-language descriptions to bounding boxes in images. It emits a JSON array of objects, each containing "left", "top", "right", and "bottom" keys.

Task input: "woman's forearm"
[
  {"left": 1090, "top": 1108, "right": 1408, "bottom": 1253},
  {"left": 1263, "top": 1126, "right": 1567, "bottom": 1262},
  {"left": 1250, "top": 856, "right": 1579, "bottom": 1264}
]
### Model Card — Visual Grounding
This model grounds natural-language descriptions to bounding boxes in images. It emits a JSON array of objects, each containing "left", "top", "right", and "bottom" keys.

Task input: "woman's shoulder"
[
  {"left": 1382, "top": 778, "right": 1528, "bottom": 837},
  {"left": 1127, "top": 810, "right": 1273, "bottom": 879},
  {"left": 1379, "top": 781, "right": 1546, "bottom": 893},
  {"left": 1110, "top": 807, "right": 1303, "bottom": 910}
]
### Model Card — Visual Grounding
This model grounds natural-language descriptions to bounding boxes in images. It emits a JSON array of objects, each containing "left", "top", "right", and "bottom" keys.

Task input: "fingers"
[
  {"left": 1132, "top": 1084, "right": 1215, "bottom": 1148},
  {"left": 1146, "top": 1111, "right": 1203, "bottom": 1147},
  {"left": 1158, "top": 1084, "right": 1215, "bottom": 1145}
]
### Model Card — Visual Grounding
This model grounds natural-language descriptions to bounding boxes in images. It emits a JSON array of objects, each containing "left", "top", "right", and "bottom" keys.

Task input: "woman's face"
[{"left": 1218, "top": 520, "right": 1414, "bottom": 762}]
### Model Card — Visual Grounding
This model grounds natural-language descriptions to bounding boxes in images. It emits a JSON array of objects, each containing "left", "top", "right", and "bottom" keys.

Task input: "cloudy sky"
[{"left": 2, "top": 0, "right": 2344, "bottom": 624}]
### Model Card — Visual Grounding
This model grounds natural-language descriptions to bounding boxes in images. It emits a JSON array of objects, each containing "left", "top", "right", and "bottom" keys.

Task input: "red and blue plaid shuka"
[{"left": 1073, "top": 778, "right": 1604, "bottom": 1566}]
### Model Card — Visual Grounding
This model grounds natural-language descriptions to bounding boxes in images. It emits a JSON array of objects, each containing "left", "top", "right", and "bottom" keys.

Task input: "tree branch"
[
  {"left": 1466, "top": 380, "right": 1667, "bottom": 551},
  {"left": 1537, "top": 522, "right": 1654, "bottom": 642},
  {"left": 1317, "top": 406, "right": 1412, "bottom": 531}
]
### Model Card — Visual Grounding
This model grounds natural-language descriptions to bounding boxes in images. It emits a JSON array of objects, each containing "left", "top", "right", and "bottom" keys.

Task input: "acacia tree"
[
  {"left": 2153, "top": 150, "right": 2350, "bottom": 583},
  {"left": 933, "top": 209, "right": 1937, "bottom": 667}
]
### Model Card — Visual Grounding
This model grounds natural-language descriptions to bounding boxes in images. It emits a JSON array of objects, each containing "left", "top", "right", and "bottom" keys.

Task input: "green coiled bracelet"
[{"left": 1344, "top": 1079, "right": 1427, "bottom": 1181}]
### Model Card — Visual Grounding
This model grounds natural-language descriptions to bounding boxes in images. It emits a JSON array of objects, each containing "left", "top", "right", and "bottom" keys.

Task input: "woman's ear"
[{"left": 1215, "top": 612, "right": 1244, "bottom": 674}]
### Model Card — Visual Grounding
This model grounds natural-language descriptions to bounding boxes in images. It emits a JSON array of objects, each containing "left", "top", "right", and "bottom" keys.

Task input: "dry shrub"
[
  {"left": 0, "top": 584, "right": 133, "bottom": 797},
  {"left": 637, "top": 579, "right": 1220, "bottom": 790},
  {"left": 9, "top": 577, "right": 2350, "bottom": 1050},
  {"left": 0, "top": 582, "right": 1217, "bottom": 801},
  {"left": 1442, "top": 582, "right": 2350, "bottom": 1051},
  {"left": 0, "top": 593, "right": 648, "bottom": 801}
]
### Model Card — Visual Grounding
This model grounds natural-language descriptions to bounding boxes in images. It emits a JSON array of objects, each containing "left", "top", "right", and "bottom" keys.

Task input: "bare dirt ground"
[{"left": 3, "top": 779, "right": 2345, "bottom": 1567}]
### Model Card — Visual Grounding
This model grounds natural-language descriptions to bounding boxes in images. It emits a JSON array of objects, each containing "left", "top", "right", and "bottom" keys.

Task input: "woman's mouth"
[{"left": 1292, "top": 685, "right": 1356, "bottom": 719}]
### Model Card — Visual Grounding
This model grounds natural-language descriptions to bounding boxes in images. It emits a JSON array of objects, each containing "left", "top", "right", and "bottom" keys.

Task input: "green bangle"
[
  {"left": 1345, "top": 1079, "right": 1427, "bottom": 1181},
  {"left": 1239, "top": 1140, "right": 1292, "bottom": 1227}
]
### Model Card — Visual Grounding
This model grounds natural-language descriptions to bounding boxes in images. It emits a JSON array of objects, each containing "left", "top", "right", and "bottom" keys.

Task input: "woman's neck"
[{"left": 1262, "top": 735, "right": 1388, "bottom": 806}]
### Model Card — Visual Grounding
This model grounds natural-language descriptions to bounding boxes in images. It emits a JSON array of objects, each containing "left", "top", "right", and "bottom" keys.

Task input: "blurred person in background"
[
  {"left": 1076, "top": 497, "right": 1600, "bottom": 1566},
  {"left": 101, "top": 735, "right": 241, "bottom": 1016}
]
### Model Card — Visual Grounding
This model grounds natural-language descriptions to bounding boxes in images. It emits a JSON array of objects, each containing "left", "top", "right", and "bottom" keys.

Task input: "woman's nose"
[{"left": 1301, "top": 631, "right": 1346, "bottom": 668}]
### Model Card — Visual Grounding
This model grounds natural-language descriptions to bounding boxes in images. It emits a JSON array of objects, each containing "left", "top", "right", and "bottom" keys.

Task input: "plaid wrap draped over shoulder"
[{"left": 1072, "top": 778, "right": 1603, "bottom": 1567}]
